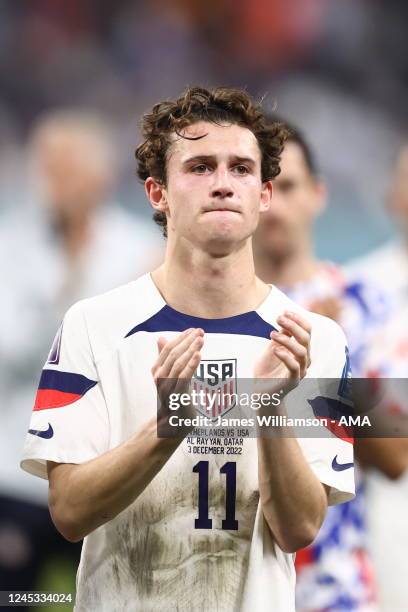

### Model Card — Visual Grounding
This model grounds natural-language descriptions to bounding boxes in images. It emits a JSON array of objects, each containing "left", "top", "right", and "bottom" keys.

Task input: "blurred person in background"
[
  {"left": 0, "top": 109, "right": 163, "bottom": 601},
  {"left": 347, "top": 145, "right": 408, "bottom": 305},
  {"left": 253, "top": 123, "right": 408, "bottom": 611},
  {"left": 347, "top": 145, "right": 408, "bottom": 612}
]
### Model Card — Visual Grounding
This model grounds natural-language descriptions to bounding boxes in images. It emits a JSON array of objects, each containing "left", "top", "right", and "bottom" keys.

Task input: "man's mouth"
[{"left": 203, "top": 207, "right": 240, "bottom": 213}]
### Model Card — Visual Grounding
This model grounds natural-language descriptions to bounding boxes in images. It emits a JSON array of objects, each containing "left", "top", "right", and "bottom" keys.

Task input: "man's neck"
[
  {"left": 254, "top": 246, "right": 319, "bottom": 289},
  {"left": 152, "top": 240, "right": 269, "bottom": 318},
  {"left": 51, "top": 206, "right": 93, "bottom": 260}
]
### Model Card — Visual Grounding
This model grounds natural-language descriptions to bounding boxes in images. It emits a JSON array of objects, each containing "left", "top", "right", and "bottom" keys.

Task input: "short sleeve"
[
  {"left": 20, "top": 301, "right": 109, "bottom": 480},
  {"left": 297, "top": 315, "right": 355, "bottom": 506}
]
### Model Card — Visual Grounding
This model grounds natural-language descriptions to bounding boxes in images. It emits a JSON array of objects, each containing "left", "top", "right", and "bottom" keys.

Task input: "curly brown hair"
[{"left": 135, "top": 86, "right": 287, "bottom": 237}]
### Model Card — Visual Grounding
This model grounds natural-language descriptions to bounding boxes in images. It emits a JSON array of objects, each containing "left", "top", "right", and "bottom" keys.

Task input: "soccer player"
[
  {"left": 21, "top": 87, "right": 354, "bottom": 612},
  {"left": 347, "top": 144, "right": 408, "bottom": 304},
  {"left": 253, "top": 122, "right": 408, "bottom": 611}
]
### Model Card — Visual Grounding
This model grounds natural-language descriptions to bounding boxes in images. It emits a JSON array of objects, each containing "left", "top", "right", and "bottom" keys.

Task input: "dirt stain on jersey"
[{"left": 103, "top": 449, "right": 260, "bottom": 610}]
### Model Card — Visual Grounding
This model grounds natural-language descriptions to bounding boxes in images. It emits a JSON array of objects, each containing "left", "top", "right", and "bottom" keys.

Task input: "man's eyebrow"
[
  {"left": 182, "top": 155, "right": 257, "bottom": 165},
  {"left": 182, "top": 155, "right": 215, "bottom": 165},
  {"left": 230, "top": 156, "right": 256, "bottom": 166}
]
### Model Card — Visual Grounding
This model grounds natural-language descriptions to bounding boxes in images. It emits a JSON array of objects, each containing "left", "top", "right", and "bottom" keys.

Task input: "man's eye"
[
  {"left": 192, "top": 164, "right": 210, "bottom": 173},
  {"left": 233, "top": 165, "right": 249, "bottom": 175},
  {"left": 278, "top": 181, "right": 295, "bottom": 193}
]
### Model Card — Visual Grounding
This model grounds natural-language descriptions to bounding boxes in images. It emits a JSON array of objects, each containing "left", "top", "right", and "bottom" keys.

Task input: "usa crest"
[{"left": 192, "top": 359, "right": 237, "bottom": 419}]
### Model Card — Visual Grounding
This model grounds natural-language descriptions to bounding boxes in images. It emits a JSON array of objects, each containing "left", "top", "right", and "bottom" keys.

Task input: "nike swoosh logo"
[
  {"left": 28, "top": 423, "right": 54, "bottom": 439},
  {"left": 332, "top": 455, "right": 354, "bottom": 471}
]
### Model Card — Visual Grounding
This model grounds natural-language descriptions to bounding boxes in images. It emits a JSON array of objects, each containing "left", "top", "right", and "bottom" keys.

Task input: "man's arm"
[
  {"left": 254, "top": 312, "right": 330, "bottom": 553},
  {"left": 48, "top": 327, "right": 204, "bottom": 542},
  {"left": 258, "top": 437, "right": 329, "bottom": 553},
  {"left": 48, "top": 419, "right": 180, "bottom": 542},
  {"left": 355, "top": 437, "right": 408, "bottom": 480},
  {"left": 355, "top": 382, "right": 408, "bottom": 478}
]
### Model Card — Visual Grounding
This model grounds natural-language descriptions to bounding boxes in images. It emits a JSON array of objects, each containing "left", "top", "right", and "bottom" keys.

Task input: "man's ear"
[
  {"left": 260, "top": 180, "right": 273, "bottom": 212},
  {"left": 145, "top": 177, "right": 168, "bottom": 213}
]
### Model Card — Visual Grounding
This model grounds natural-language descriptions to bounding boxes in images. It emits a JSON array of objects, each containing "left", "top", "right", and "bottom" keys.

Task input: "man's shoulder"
[
  {"left": 345, "top": 241, "right": 402, "bottom": 279},
  {"left": 308, "top": 310, "right": 347, "bottom": 345}
]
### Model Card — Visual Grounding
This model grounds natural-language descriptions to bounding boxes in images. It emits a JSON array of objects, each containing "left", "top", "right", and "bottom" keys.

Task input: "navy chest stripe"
[
  {"left": 38, "top": 369, "right": 97, "bottom": 395},
  {"left": 125, "top": 305, "right": 277, "bottom": 339}
]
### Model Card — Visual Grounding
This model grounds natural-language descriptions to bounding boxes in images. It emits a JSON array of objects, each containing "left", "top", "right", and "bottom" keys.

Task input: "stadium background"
[
  {"left": 1, "top": 0, "right": 408, "bottom": 259},
  {"left": 1, "top": 1, "right": 407, "bottom": 610}
]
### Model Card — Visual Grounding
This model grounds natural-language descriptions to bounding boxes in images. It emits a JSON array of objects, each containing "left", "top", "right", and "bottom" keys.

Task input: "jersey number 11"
[{"left": 193, "top": 461, "right": 238, "bottom": 530}]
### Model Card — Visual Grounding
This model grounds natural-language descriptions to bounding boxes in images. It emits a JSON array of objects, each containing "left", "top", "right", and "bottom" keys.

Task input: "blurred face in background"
[
  {"left": 254, "top": 140, "right": 325, "bottom": 260},
  {"left": 388, "top": 146, "right": 408, "bottom": 235},
  {"left": 31, "top": 117, "right": 114, "bottom": 221}
]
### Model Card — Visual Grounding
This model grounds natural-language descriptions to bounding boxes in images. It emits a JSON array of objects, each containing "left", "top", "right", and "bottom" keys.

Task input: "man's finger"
[
  {"left": 153, "top": 330, "right": 192, "bottom": 378},
  {"left": 156, "top": 328, "right": 193, "bottom": 366},
  {"left": 277, "top": 313, "right": 311, "bottom": 348},
  {"left": 158, "top": 329, "right": 204, "bottom": 378},
  {"left": 179, "top": 351, "right": 202, "bottom": 380},
  {"left": 156, "top": 328, "right": 201, "bottom": 368},
  {"left": 271, "top": 332, "right": 308, "bottom": 363},
  {"left": 169, "top": 335, "right": 204, "bottom": 378},
  {"left": 285, "top": 311, "right": 312, "bottom": 333},
  {"left": 274, "top": 346, "right": 300, "bottom": 377}
]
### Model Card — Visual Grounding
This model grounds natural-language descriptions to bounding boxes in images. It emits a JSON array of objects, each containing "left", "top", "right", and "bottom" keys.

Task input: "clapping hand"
[{"left": 254, "top": 311, "right": 311, "bottom": 397}]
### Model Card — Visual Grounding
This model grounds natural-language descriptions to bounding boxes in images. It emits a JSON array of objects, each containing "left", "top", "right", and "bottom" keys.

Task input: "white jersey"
[
  {"left": 21, "top": 273, "right": 354, "bottom": 612},
  {"left": 346, "top": 240, "right": 408, "bottom": 306}
]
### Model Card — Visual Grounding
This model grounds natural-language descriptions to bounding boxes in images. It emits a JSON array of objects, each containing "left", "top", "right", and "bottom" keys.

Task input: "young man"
[
  {"left": 253, "top": 123, "right": 408, "bottom": 611},
  {"left": 21, "top": 87, "right": 354, "bottom": 612},
  {"left": 347, "top": 144, "right": 408, "bottom": 304}
]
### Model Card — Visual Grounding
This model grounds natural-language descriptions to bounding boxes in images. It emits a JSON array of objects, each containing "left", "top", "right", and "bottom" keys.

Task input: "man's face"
[
  {"left": 35, "top": 127, "right": 110, "bottom": 216},
  {"left": 149, "top": 121, "right": 272, "bottom": 253},
  {"left": 254, "top": 141, "right": 325, "bottom": 259},
  {"left": 388, "top": 146, "right": 408, "bottom": 233}
]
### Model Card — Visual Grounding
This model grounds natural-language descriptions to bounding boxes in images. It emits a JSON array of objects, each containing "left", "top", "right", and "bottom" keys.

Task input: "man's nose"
[{"left": 210, "top": 167, "right": 234, "bottom": 199}]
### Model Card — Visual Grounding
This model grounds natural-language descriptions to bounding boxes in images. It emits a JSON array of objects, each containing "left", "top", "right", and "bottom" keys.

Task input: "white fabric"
[
  {"left": 21, "top": 273, "right": 354, "bottom": 612},
  {"left": 346, "top": 240, "right": 408, "bottom": 305}
]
